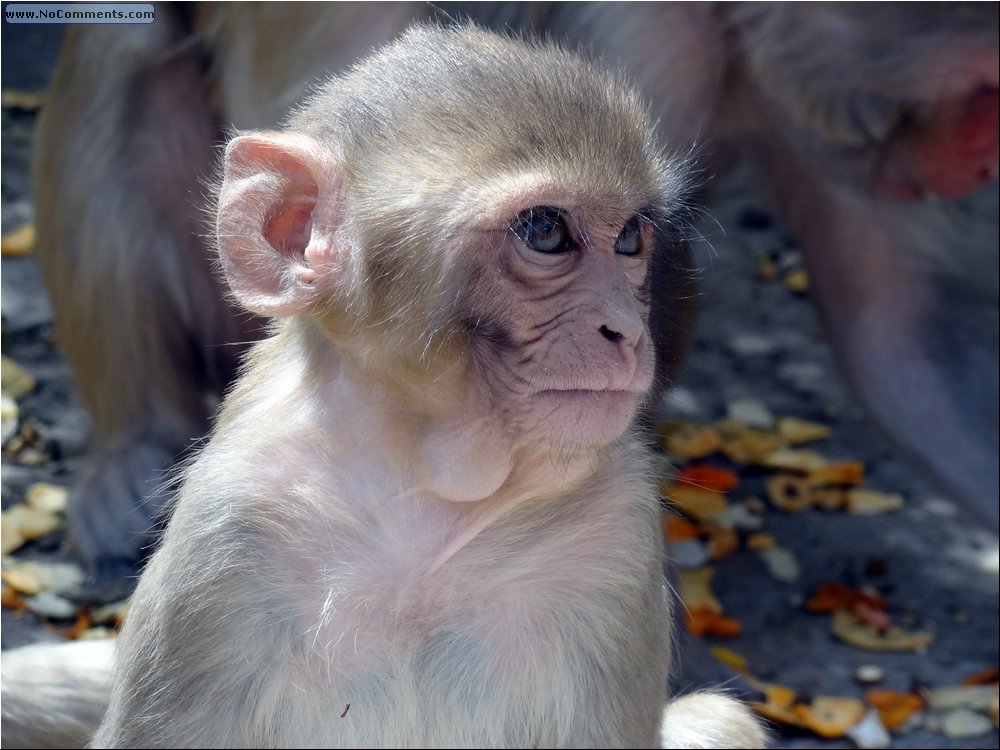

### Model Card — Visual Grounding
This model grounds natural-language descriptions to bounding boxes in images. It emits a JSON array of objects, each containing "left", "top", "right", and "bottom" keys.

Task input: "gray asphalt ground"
[{"left": 2, "top": 18, "right": 997, "bottom": 749}]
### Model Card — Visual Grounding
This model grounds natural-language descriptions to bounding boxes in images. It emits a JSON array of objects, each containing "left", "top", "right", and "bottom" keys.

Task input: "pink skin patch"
[{"left": 875, "top": 86, "right": 999, "bottom": 200}]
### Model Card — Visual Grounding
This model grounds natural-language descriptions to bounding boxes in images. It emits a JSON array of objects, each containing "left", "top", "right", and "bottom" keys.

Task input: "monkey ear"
[{"left": 216, "top": 132, "right": 342, "bottom": 317}]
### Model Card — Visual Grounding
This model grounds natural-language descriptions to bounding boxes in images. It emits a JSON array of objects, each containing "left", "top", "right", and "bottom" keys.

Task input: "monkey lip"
[
  {"left": 536, "top": 388, "right": 641, "bottom": 398},
  {"left": 532, "top": 388, "right": 641, "bottom": 414},
  {"left": 529, "top": 388, "right": 641, "bottom": 443}
]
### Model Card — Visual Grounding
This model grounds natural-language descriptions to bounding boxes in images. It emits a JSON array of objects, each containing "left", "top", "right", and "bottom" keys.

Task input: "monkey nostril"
[{"left": 600, "top": 325, "right": 624, "bottom": 343}]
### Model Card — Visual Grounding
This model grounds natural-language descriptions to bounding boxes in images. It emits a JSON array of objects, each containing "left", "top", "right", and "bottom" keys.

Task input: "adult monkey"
[
  {"left": 32, "top": 2, "right": 999, "bottom": 572},
  {"left": 11, "top": 24, "right": 768, "bottom": 750}
]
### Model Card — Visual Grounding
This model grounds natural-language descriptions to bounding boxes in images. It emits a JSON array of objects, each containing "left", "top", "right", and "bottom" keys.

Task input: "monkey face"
[{"left": 459, "top": 201, "right": 658, "bottom": 448}]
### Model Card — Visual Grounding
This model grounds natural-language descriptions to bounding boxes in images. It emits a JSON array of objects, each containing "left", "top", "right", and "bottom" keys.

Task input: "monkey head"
[{"left": 215, "top": 25, "right": 691, "bottom": 456}]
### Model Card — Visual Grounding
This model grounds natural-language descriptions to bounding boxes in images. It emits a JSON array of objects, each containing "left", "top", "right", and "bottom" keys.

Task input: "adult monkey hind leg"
[{"left": 32, "top": 8, "right": 256, "bottom": 571}]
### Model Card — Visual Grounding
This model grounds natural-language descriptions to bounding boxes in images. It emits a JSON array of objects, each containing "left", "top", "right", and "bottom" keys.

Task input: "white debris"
[
  {"left": 2, "top": 560, "right": 85, "bottom": 596},
  {"left": 25, "top": 482, "right": 69, "bottom": 514},
  {"left": 726, "top": 397, "right": 775, "bottom": 429},
  {"left": 756, "top": 545, "right": 801, "bottom": 582},
  {"left": 925, "top": 684, "right": 998, "bottom": 712},
  {"left": 711, "top": 503, "right": 765, "bottom": 532},
  {"left": 726, "top": 332, "right": 777, "bottom": 358},
  {"left": 939, "top": 708, "right": 994, "bottom": 739},
  {"left": 24, "top": 590, "right": 77, "bottom": 619},
  {"left": 91, "top": 599, "right": 130, "bottom": 626},
  {"left": 670, "top": 539, "right": 712, "bottom": 569},
  {"left": 845, "top": 709, "right": 891, "bottom": 749},
  {"left": 855, "top": 665, "right": 884, "bottom": 685},
  {"left": 1, "top": 394, "right": 18, "bottom": 443}
]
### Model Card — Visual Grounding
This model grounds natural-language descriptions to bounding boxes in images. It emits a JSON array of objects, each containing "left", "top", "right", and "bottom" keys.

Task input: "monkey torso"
[{"left": 94, "top": 337, "right": 670, "bottom": 749}]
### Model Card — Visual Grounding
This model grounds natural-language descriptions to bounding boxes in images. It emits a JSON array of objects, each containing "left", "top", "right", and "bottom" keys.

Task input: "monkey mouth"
[
  {"left": 530, "top": 381, "right": 651, "bottom": 413},
  {"left": 528, "top": 389, "right": 641, "bottom": 444},
  {"left": 536, "top": 388, "right": 641, "bottom": 398},
  {"left": 534, "top": 388, "right": 641, "bottom": 417},
  {"left": 533, "top": 378, "right": 651, "bottom": 399}
]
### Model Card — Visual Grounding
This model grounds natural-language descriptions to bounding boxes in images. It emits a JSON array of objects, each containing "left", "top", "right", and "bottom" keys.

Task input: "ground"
[{"left": 1, "top": 19, "right": 997, "bottom": 750}]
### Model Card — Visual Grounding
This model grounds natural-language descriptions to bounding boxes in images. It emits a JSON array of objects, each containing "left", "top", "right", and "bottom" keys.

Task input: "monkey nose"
[
  {"left": 596, "top": 307, "right": 643, "bottom": 348},
  {"left": 596, "top": 320, "right": 643, "bottom": 389},
  {"left": 600, "top": 325, "right": 625, "bottom": 343}
]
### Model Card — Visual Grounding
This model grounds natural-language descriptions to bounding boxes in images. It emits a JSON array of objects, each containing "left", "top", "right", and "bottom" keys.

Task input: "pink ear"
[{"left": 216, "top": 132, "right": 341, "bottom": 316}]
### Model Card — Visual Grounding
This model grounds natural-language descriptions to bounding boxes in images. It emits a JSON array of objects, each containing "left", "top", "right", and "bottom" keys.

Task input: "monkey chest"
[{"left": 282, "top": 504, "right": 668, "bottom": 746}]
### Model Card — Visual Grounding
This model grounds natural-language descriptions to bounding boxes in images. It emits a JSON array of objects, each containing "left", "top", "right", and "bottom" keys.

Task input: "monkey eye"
[
  {"left": 513, "top": 206, "right": 574, "bottom": 254},
  {"left": 615, "top": 216, "right": 644, "bottom": 256}
]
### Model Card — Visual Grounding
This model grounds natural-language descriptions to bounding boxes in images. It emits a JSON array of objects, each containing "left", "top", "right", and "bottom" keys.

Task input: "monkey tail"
[
  {"left": 660, "top": 691, "right": 770, "bottom": 749},
  {"left": 0, "top": 639, "right": 114, "bottom": 749}
]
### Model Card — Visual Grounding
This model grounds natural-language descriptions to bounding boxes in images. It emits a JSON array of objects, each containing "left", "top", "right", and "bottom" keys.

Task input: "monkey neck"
[
  {"left": 236, "top": 319, "right": 600, "bottom": 504},
  {"left": 358, "top": 366, "right": 605, "bottom": 505},
  {"left": 410, "top": 413, "right": 514, "bottom": 502},
  {"left": 240, "top": 319, "right": 600, "bottom": 506}
]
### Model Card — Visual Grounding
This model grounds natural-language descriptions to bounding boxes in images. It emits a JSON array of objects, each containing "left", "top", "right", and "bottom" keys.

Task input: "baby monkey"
[{"left": 91, "top": 25, "right": 764, "bottom": 748}]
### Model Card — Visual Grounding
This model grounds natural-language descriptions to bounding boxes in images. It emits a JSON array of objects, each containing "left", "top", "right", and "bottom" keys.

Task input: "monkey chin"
[{"left": 529, "top": 388, "right": 643, "bottom": 447}]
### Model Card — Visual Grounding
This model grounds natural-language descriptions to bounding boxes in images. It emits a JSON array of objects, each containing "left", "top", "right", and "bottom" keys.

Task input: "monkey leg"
[
  {"left": 774, "top": 146, "right": 999, "bottom": 529},
  {"left": 822, "top": 191, "right": 998, "bottom": 529},
  {"left": 740, "top": 12, "right": 999, "bottom": 527},
  {"left": 33, "top": 12, "right": 256, "bottom": 568}
]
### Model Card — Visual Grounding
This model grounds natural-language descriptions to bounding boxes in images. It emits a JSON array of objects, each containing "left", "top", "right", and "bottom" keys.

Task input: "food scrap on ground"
[
  {"left": 1, "top": 483, "right": 67, "bottom": 555},
  {"left": 783, "top": 267, "right": 810, "bottom": 294},
  {"left": 676, "top": 566, "right": 745, "bottom": 638},
  {"left": 655, "top": 402, "right": 996, "bottom": 744},
  {"left": 657, "top": 420, "right": 721, "bottom": 459},
  {"left": 1, "top": 355, "right": 36, "bottom": 399},
  {"left": 745, "top": 673, "right": 998, "bottom": 743},
  {"left": 746, "top": 677, "right": 870, "bottom": 740},
  {"left": 0, "top": 223, "right": 36, "bottom": 256},
  {"left": 676, "top": 566, "right": 723, "bottom": 615},
  {"left": 775, "top": 416, "right": 832, "bottom": 445},
  {"left": 830, "top": 608, "right": 934, "bottom": 652},
  {"left": 1, "top": 89, "right": 45, "bottom": 111},
  {"left": 866, "top": 689, "right": 925, "bottom": 731},
  {"left": 1, "top": 559, "right": 81, "bottom": 596},
  {"left": 0, "top": 481, "right": 123, "bottom": 640},
  {"left": 676, "top": 464, "right": 740, "bottom": 493}
]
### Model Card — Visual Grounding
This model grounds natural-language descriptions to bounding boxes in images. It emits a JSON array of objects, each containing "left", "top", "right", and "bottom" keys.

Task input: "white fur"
[{"left": 1, "top": 639, "right": 114, "bottom": 749}]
